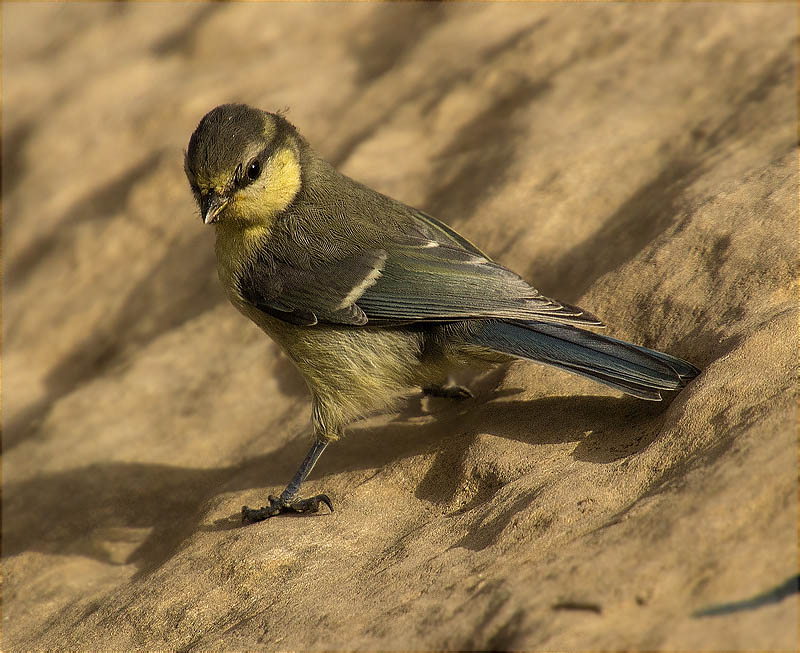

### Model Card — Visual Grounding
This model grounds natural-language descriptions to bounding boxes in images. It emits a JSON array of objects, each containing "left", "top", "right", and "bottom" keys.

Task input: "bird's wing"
[
  {"left": 356, "top": 236, "right": 602, "bottom": 325},
  {"left": 384, "top": 209, "right": 601, "bottom": 325},
  {"left": 239, "top": 230, "right": 602, "bottom": 327}
]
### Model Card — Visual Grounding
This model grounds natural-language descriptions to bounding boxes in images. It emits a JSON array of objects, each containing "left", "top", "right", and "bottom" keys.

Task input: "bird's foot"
[
  {"left": 423, "top": 384, "right": 474, "bottom": 400},
  {"left": 241, "top": 493, "right": 334, "bottom": 524}
]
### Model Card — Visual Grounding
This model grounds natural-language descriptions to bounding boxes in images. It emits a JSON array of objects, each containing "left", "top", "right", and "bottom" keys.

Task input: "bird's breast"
[{"left": 214, "top": 224, "right": 270, "bottom": 295}]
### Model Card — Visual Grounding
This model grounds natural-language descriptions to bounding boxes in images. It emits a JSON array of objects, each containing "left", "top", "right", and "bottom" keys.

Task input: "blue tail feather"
[{"left": 468, "top": 321, "right": 699, "bottom": 401}]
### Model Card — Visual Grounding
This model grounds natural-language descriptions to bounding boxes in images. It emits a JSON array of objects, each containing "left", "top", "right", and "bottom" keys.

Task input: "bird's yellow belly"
[{"left": 235, "top": 298, "right": 426, "bottom": 432}]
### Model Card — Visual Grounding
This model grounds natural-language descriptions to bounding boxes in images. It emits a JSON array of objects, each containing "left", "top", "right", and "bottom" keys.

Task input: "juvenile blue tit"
[{"left": 184, "top": 104, "right": 699, "bottom": 523}]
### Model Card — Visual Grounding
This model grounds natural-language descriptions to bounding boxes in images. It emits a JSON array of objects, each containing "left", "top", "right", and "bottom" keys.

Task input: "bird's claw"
[
  {"left": 241, "top": 493, "right": 334, "bottom": 524},
  {"left": 423, "top": 384, "right": 474, "bottom": 400}
]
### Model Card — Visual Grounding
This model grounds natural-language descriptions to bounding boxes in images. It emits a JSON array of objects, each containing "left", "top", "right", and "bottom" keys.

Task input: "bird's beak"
[{"left": 201, "top": 192, "right": 229, "bottom": 225}]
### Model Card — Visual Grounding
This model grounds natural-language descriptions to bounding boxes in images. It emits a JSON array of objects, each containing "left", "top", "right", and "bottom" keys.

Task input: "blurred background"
[{"left": 3, "top": 3, "right": 797, "bottom": 651}]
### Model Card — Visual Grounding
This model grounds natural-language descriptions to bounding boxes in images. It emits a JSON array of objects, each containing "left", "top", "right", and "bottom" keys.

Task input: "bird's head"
[{"left": 185, "top": 104, "right": 302, "bottom": 226}]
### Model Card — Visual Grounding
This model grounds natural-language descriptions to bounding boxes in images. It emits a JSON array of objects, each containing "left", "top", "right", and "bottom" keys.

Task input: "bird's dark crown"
[{"left": 185, "top": 104, "right": 294, "bottom": 191}]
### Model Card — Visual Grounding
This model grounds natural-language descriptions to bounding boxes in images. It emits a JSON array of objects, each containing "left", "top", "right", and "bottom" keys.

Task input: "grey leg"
[{"left": 241, "top": 439, "right": 333, "bottom": 524}]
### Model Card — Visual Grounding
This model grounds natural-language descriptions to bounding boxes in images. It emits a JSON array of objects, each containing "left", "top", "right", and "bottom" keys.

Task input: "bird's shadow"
[{"left": 3, "top": 388, "right": 670, "bottom": 579}]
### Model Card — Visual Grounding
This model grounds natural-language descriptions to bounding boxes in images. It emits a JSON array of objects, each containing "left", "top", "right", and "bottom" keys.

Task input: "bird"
[{"left": 184, "top": 104, "right": 700, "bottom": 524}]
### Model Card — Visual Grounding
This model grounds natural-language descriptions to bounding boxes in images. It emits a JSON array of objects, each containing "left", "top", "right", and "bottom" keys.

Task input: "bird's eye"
[{"left": 246, "top": 159, "right": 261, "bottom": 181}]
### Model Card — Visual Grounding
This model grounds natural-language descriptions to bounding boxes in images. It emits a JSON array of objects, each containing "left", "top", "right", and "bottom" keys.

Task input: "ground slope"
[{"left": 3, "top": 3, "right": 798, "bottom": 650}]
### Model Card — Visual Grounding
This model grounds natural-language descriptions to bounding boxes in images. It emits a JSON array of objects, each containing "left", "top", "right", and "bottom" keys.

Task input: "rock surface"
[{"left": 3, "top": 3, "right": 797, "bottom": 650}]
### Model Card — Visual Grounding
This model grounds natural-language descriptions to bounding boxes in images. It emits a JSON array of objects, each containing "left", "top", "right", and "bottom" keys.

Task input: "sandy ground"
[{"left": 3, "top": 3, "right": 798, "bottom": 651}]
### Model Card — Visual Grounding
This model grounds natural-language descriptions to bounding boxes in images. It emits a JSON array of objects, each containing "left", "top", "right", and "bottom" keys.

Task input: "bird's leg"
[
  {"left": 422, "top": 384, "right": 473, "bottom": 400},
  {"left": 241, "top": 438, "right": 333, "bottom": 524}
]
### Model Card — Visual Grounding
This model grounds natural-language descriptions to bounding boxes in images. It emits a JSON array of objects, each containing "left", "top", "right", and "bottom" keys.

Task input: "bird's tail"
[{"left": 467, "top": 320, "right": 700, "bottom": 400}]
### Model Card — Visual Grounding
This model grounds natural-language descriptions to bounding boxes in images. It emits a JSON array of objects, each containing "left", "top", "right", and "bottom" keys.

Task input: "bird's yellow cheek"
[{"left": 229, "top": 147, "right": 301, "bottom": 225}]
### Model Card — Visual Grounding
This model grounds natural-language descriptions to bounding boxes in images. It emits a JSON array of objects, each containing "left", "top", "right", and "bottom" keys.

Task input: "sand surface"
[{"left": 3, "top": 3, "right": 798, "bottom": 650}]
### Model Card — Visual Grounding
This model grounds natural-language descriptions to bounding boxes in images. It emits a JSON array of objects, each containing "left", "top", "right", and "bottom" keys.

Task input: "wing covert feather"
[{"left": 238, "top": 249, "right": 387, "bottom": 325}]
